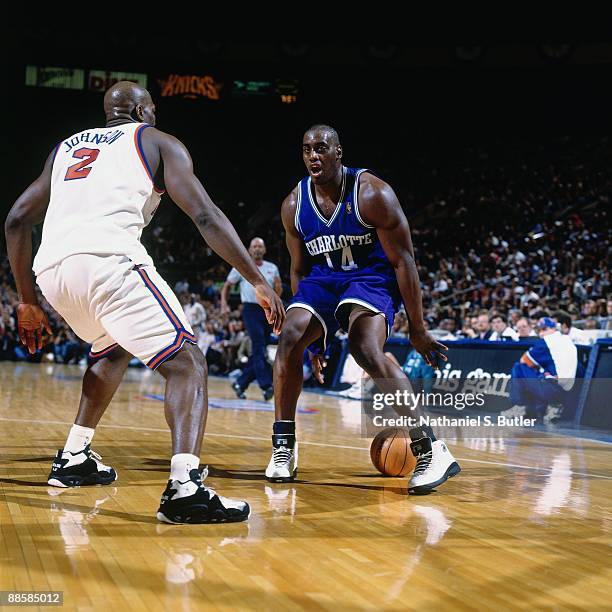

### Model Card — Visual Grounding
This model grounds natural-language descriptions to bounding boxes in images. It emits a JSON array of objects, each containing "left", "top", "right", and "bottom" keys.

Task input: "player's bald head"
[
  {"left": 250, "top": 237, "right": 266, "bottom": 249},
  {"left": 104, "top": 81, "right": 154, "bottom": 122},
  {"left": 248, "top": 236, "right": 266, "bottom": 260},
  {"left": 304, "top": 124, "right": 340, "bottom": 146}
]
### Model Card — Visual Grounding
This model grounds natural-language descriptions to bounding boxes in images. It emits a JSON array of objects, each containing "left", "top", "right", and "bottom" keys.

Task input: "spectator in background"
[
  {"left": 605, "top": 296, "right": 612, "bottom": 330},
  {"left": 516, "top": 317, "right": 537, "bottom": 338},
  {"left": 552, "top": 310, "right": 587, "bottom": 345},
  {"left": 489, "top": 314, "right": 519, "bottom": 342},
  {"left": 459, "top": 315, "right": 477, "bottom": 339},
  {"left": 198, "top": 322, "right": 217, "bottom": 357},
  {"left": 181, "top": 293, "right": 207, "bottom": 353},
  {"left": 509, "top": 309, "right": 521, "bottom": 330},
  {"left": 174, "top": 277, "right": 190, "bottom": 295},
  {"left": 584, "top": 317, "right": 599, "bottom": 330},
  {"left": 474, "top": 311, "right": 493, "bottom": 340},
  {"left": 438, "top": 318, "right": 458, "bottom": 341},
  {"left": 520, "top": 283, "right": 540, "bottom": 308},
  {"left": 0, "top": 307, "right": 18, "bottom": 360},
  {"left": 581, "top": 300, "right": 598, "bottom": 317},
  {"left": 201, "top": 279, "right": 220, "bottom": 304},
  {"left": 53, "top": 325, "right": 85, "bottom": 364}
]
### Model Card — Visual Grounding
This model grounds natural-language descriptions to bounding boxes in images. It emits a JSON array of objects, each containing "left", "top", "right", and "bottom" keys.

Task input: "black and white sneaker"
[
  {"left": 265, "top": 434, "right": 298, "bottom": 482},
  {"left": 157, "top": 468, "right": 250, "bottom": 524},
  {"left": 232, "top": 382, "right": 246, "bottom": 400},
  {"left": 262, "top": 386, "right": 274, "bottom": 402},
  {"left": 47, "top": 445, "right": 117, "bottom": 488},
  {"left": 408, "top": 438, "right": 461, "bottom": 495}
]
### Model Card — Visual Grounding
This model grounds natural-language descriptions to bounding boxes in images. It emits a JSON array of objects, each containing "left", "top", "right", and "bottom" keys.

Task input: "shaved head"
[
  {"left": 302, "top": 124, "right": 343, "bottom": 184},
  {"left": 104, "top": 81, "right": 156, "bottom": 126},
  {"left": 248, "top": 237, "right": 266, "bottom": 261},
  {"left": 304, "top": 124, "right": 340, "bottom": 146}
]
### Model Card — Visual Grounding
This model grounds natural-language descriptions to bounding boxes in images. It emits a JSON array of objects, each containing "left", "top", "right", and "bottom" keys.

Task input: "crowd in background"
[{"left": 1, "top": 136, "right": 611, "bottom": 370}]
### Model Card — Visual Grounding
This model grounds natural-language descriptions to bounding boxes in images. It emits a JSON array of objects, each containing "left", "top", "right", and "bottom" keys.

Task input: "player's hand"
[
  {"left": 410, "top": 328, "right": 448, "bottom": 370},
  {"left": 310, "top": 352, "right": 327, "bottom": 384},
  {"left": 254, "top": 283, "right": 286, "bottom": 335},
  {"left": 219, "top": 301, "right": 230, "bottom": 315},
  {"left": 16, "top": 303, "right": 53, "bottom": 354}
]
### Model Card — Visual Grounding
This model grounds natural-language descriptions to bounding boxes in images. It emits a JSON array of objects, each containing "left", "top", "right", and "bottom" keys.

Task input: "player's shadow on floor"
[
  {"left": 132, "top": 459, "right": 490, "bottom": 502},
  {"left": 139, "top": 459, "right": 408, "bottom": 493}
]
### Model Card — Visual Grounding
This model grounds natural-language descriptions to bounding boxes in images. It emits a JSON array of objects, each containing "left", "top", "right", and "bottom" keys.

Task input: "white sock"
[
  {"left": 64, "top": 424, "right": 95, "bottom": 454},
  {"left": 170, "top": 453, "right": 200, "bottom": 482}
]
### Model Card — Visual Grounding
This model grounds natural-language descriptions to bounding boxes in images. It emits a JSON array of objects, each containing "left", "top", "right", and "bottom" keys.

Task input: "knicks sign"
[{"left": 158, "top": 74, "right": 223, "bottom": 100}]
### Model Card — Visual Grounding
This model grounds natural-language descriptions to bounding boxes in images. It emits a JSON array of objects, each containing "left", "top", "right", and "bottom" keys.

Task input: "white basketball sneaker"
[
  {"left": 408, "top": 438, "right": 461, "bottom": 495},
  {"left": 265, "top": 434, "right": 298, "bottom": 482}
]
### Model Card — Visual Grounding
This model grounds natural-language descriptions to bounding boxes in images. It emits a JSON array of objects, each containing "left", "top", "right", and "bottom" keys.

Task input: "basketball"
[{"left": 370, "top": 427, "right": 416, "bottom": 477}]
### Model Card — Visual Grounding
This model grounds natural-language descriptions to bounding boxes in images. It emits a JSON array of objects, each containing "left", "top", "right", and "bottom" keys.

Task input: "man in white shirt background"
[
  {"left": 221, "top": 238, "right": 282, "bottom": 401},
  {"left": 552, "top": 310, "right": 588, "bottom": 345},
  {"left": 181, "top": 293, "right": 207, "bottom": 354},
  {"left": 489, "top": 313, "right": 519, "bottom": 341}
]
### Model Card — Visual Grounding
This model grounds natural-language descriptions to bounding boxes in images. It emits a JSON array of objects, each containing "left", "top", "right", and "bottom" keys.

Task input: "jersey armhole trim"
[
  {"left": 294, "top": 182, "right": 304, "bottom": 237},
  {"left": 135, "top": 124, "right": 165, "bottom": 193},
  {"left": 353, "top": 169, "right": 375, "bottom": 229},
  {"left": 51, "top": 142, "right": 61, "bottom": 165}
]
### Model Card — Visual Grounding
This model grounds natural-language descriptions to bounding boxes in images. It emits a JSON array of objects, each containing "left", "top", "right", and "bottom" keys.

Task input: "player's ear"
[
  {"left": 336, "top": 145, "right": 343, "bottom": 160},
  {"left": 133, "top": 104, "right": 144, "bottom": 122}
]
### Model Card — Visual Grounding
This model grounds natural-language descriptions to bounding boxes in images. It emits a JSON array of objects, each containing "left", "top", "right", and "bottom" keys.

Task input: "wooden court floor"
[{"left": 1, "top": 362, "right": 611, "bottom": 611}]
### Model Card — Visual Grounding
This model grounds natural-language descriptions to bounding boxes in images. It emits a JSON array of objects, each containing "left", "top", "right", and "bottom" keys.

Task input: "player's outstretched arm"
[
  {"left": 281, "top": 189, "right": 310, "bottom": 295},
  {"left": 4, "top": 149, "right": 54, "bottom": 352},
  {"left": 156, "top": 131, "right": 285, "bottom": 333},
  {"left": 358, "top": 174, "right": 447, "bottom": 368}
]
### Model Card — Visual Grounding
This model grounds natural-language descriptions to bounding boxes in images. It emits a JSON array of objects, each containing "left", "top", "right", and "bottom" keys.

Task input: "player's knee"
[
  {"left": 277, "top": 322, "right": 308, "bottom": 356},
  {"left": 159, "top": 343, "right": 207, "bottom": 381}
]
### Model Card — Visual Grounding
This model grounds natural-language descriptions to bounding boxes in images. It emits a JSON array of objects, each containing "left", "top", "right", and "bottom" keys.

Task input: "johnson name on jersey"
[{"left": 33, "top": 122, "right": 163, "bottom": 275}]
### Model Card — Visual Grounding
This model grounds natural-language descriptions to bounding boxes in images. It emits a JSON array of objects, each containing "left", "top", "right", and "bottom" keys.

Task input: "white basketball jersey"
[{"left": 33, "top": 122, "right": 163, "bottom": 275}]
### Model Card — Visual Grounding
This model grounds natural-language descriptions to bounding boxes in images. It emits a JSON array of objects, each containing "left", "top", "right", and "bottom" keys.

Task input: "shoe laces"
[
  {"left": 89, "top": 449, "right": 112, "bottom": 471},
  {"left": 273, "top": 446, "right": 293, "bottom": 467},
  {"left": 412, "top": 451, "right": 433, "bottom": 476},
  {"left": 192, "top": 468, "right": 217, "bottom": 499}
]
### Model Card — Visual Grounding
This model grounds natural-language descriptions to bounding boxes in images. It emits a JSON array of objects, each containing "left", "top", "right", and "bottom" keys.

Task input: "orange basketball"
[{"left": 370, "top": 427, "right": 416, "bottom": 477}]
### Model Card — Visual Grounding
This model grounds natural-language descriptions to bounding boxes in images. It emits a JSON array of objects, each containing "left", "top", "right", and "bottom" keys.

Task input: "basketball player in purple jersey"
[{"left": 265, "top": 125, "right": 460, "bottom": 494}]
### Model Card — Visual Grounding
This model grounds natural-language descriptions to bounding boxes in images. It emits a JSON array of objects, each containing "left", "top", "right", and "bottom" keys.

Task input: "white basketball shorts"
[{"left": 36, "top": 254, "right": 196, "bottom": 369}]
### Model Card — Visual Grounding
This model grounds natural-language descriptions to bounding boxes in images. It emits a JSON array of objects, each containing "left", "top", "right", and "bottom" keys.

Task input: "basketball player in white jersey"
[{"left": 4, "top": 81, "right": 285, "bottom": 524}]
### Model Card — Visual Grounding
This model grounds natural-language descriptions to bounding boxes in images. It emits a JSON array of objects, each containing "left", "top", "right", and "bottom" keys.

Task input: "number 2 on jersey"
[{"left": 64, "top": 147, "right": 100, "bottom": 181}]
